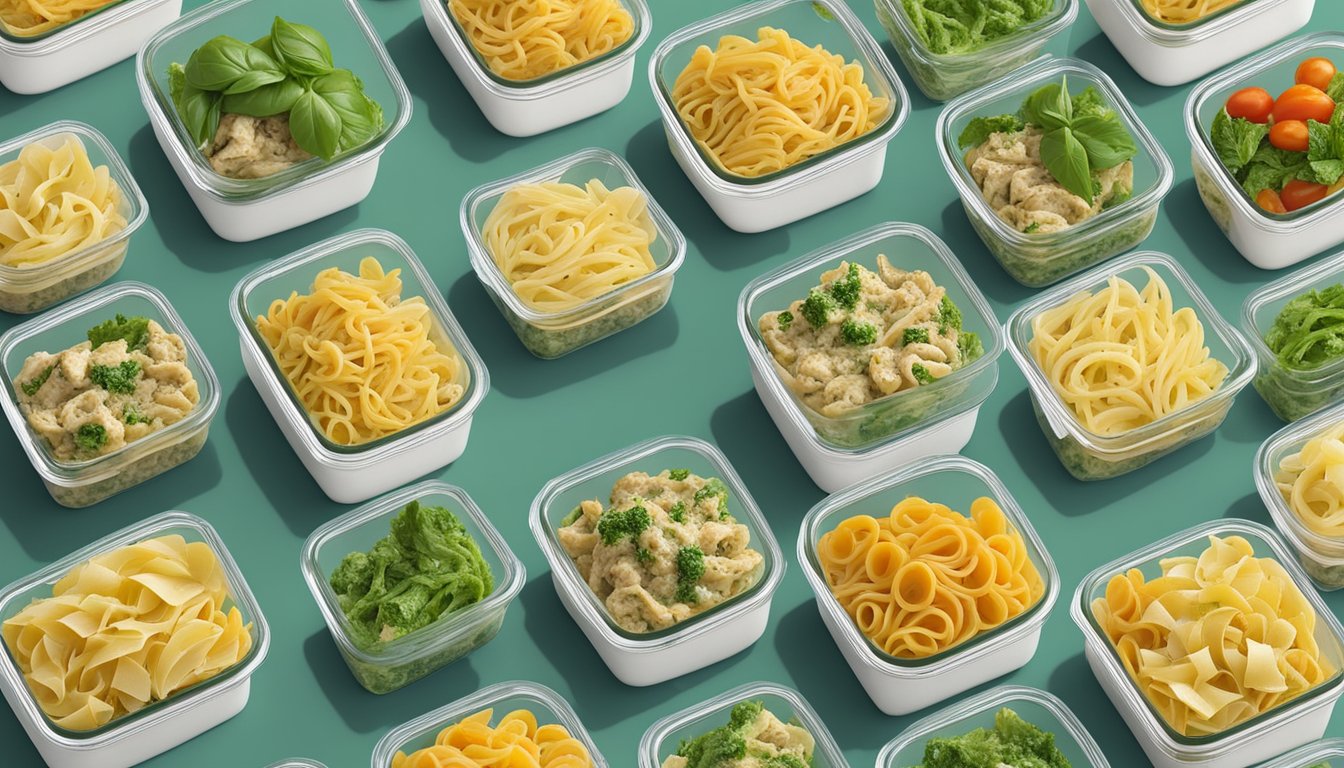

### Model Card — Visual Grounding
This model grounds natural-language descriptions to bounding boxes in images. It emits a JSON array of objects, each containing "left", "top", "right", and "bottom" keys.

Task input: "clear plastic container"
[
  {"left": 421, "top": 0, "right": 650, "bottom": 137},
  {"left": 1005, "top": 251, "right": 1255, "bottom": 480},
  {"left": 647, "top": 0, "right": 908, "bottom": 233},
  {"left": 0, "top": 121, "right": 147, "bottom": 315},
  {"left": 0, "top": 281, "right": 220, "bottom": 507},
  {"left": 264, "top": 761, "right": 325, "bottom": 768},
  {"left": 0, "top": 511, "right": 269, "bottom": 768},
  {"left": 529, "top": 435, "right": 784, "bottom": 687},
  {"left": 300, "top": 480, "right": 525, "bottom": 694},
  {"left": 460, "top": 147, "right": 687, "bottom": 358},
  {"left": 937, "top": 56, "right": 1173, "bottom": 287},
  {"left": 1070, "top": 519, "right": 1344, "bottom": 768},
  {"left": 1257, "top": 738, "right": 1344, "bottom": 768},
  {"left": 737, "top": 221, "right": 1003, "bottom": 492},
  {"left": 135, "top": 0, "right": 411, "bottom": 242},
  {"left": 798, "top": 456, "right": 1059, "bottom": 715}
]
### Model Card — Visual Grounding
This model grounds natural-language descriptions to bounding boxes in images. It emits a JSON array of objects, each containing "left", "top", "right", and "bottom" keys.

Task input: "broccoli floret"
[
  {"left": 90, "top": 360, "right": 141, "bottom": 395},
  {"left": 676, "top": 701, "right": 775, "bottom": 768},
  {"left": 902, "top": 326, "right": 930, "bottom": 346},
  {"left": 675, "top": 545, "right": 705, "bottom": 604},
  {"left": 800, "top": 289, "right": 837, "bottom": 327},
  {"left": 957, "top": 331, "right": 984, "bottom": 362},
  {"left": 122, "top": 403, "right": 148, "bottom": 425},
  {"left": 20, "top": 364, "right": 53, "bottom": 397},
  {"left": 728, "top": 699, "right": 763, "bottom": 730},
  {"left": 87, "top": 314, "right": 151, "bottom": 351},
  {"left": 828, "top": 262, "right": 862, "bottom": 309},
  {"left": 912, "top": 364, "right": 937, "bottom": 385},
  {"left": 937, "top": 295, "right": 963, "bottom": 334},
  {"left": 668, "top": 468, "right": 690, "bottom": 481},
  {"left": 75, "top": 423, "right": 107, "bottom": 453},
  {"left": 760, "top": 755, "right": 808, "bottom": 768},
  {"left": 596, "top": 504, "right": 650, "bottom": 546},
  {"left": 667, "top": 501, "right": 687, "bottom": 524},
  {"left": 920, "top": 707, "right": 1070, "bottom": 768},
  {"left": 776, "top": 311, "right": 793, "bottom": 331},
  {"left": 693, "top": 478, "right": 729, "bottom": 519},
  {"left": 841, "top": 318, "right": 877, "bottom": 346},
  {"left": 330, "top": 551, "right": 374, "bottom": 601},
  {"left": 1024, "top": 222, "right": 1041, "bottom": 233},
  {"left": 1265, "top": 284, "right": 1344, "bottom": 370},
  {"left": 636, "top": 547, "right": 654, "bottom": 563}
]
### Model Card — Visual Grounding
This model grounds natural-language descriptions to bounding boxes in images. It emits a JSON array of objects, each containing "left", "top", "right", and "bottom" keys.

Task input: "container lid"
[
  {"left": 1112, "top": 0, "right": 1299, "bottom": 45},
  {"left": 873, "top": 0, "right": 1077, "bottom": 69},
  {"left": 1256, "top": 737, "right": 1344, "bottom": 767},
  {"left": 1255, "top": 399, "right": 1344, "bottom": 562},
  {"left": 0, "top": 0, "right": 175, "bottom": 55}
]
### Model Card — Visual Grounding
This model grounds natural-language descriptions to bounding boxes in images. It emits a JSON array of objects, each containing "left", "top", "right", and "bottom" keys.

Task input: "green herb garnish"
[
  {"left": 20, "top": 365, "right": 53, "bottom": 397},
  {"left": 841, "top": 318, "right": 877, "bottom": 346},
  {"left": 87, "top": 314, "right": 151, "bottom": 351},
  {"left": 801, "top": 288, "right": 837, "bottom": 328},
  {"left": 912, "top": 364, "right": 937, "bottom": 385},
  {"left": 89, "top": 360, "right": 140, "bottom": 395},
  {"left": 675, "top": 545, "right": 705, "bottom": 604},
  {"left": 74, "top": 423, "right": 107, "bottom": 453},
  {"left": 902, "top": 327, "right": 930, "bottom": 345},
  {"left": 597, "top": 504, "right": 651, "bottom": 546},
  {"left": 776, "top": 311, "right": 793, "bottom": 331},
  {"left": 668, "top": 468, "right": 690, "bottom": 481}
]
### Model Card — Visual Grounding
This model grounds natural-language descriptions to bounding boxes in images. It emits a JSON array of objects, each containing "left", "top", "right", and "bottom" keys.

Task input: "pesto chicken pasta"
[
  {"left": 449, "top": 0, "right": 635, "bottom": 81},
  {"left": 661, "top": 700, "right": 813, "bottom": 768}
]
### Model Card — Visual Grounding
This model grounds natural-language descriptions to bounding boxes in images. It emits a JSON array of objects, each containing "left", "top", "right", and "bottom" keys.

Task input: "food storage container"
[
  {"left": 0, "top": 121, "right": 147, "bottom": 315},
  {"left": 460, "top": 147, "right": 687, "bottom": 358},
  {"left": 264, "top": 761, "right": 325, "bottom": 768},
  {"left": 799, "top": 456, "right": 1059, "bottom": 715},
  {"left": 1071, "top": 519, "right": 1344, "bottom": 768},
  {"left": 422, "top": 0, "right": 650, "bottom": 137},
  {"left": 937, "top": 56, "right": 1173, "bottom": 287},
  {"left": 738, "top": 222, "right": 1002, "bottom": 492},
  {"left": 1090, "top": 0, "right": 1312, "bottom": 86},
  {"left": 301, "top": 480, "right": 525, "bottom": 694},
  {"left": 1005, "top": 251, "right": 1255, "bottom": 480},
  {"left": 648, "top": 0, "right": 908, "bottom": 233},
  {"left": 529, "top": 435, "right": 784, "bottom": 687},
  {"left": 0, "top": 282, "right": 220, "bottom": 507},
  {"left": 371, "top": 680, "right": 608, "bottom": 768},
  {"left": 135, "top": 0, "right": 411, "bottom": 242},
  {"left": 231, "top": 229, "right": 488, "bottom": 504},
  {"left": 0, "top": 511, "right": 269, "bottom": 768},
  {"left": 1257, "top": 738, "right": 1344, "bottom": 768},
  {"left": 638, "top": 682, "right": 846, "bottom": 768}
]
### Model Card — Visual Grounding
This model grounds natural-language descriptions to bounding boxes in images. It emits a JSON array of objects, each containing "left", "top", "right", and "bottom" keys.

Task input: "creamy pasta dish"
[{"left": 661, "top": 700, "right": 813, "bottom": 768}]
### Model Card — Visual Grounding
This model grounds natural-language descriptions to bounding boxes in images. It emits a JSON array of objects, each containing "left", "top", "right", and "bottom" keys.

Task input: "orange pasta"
[{"left": 392, "top": 707, "right": 593, "bottom": 767}]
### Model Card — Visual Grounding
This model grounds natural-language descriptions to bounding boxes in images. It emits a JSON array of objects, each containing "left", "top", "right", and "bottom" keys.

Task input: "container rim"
[
  {"left": 875, "top": 0, "right": 1078, "bottom": 68},
  {"left": 263, "top": 761, "right": 327, "bottom": 768},
  {"left": 1240, "top": 244, "right": 1344, "bottom": 387},
  {"left": 1255, "top": 736, "right": 1344, "bottom": 766},
  {"left": 1119, "top": 0, "right": 1298, "bottom": 41},
  {"left": 0, "top": 0, "right": 172, "bottom": 52},
  {"left": 1254, "top": 399, "right": 1344, "bottom": 563}
]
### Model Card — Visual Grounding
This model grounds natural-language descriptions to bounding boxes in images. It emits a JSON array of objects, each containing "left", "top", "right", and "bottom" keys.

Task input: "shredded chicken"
[{"left": 206, "top": 113, "right": 311, "bottom": 179}]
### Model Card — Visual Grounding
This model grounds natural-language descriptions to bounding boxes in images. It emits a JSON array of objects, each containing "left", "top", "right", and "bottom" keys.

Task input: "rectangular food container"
[
  {"left": 264, "top": 762, "right": 325, "bottom": 768},
  {"left": 1256, "top": 738, "right": 1344, "bottom": 768},
  {"left": 301, "top": 480, "right": 525, "bottom": 694},
  {"left": 135, "top": 0, "right": 411, "bottom": 242},
  {"left": 422, "top": 0, "right": 650, "bottom": 137},
  {"left": 1005, "top": 251, "right": 1255, "bottom": 480},
  {"left": 0, "top": 281, "right": 220, "bottom": 508},
  {"left": 460, "top": 147, "right": 686, "bottom": 358},
  {"left": 738, "top": 221, "right": 1002, "bottom": 492},
  {"left": 1071, "top": 519, "right": 1344, "bottom": 768},
  {"left": 937, "top": 56, "right": 1173, "bottom": 287},
  {"left": 231, "top": 228, "right": 488, "bottom": 504},
  {"left": 0, "top": 510, "right": 269, "bottom": 768},
  {"left": 0, "top": 121, "right": 147, "bottom": 315},
  {"left": 529, "top": 435, "right": 784, "bottom": 687},
  {"left": 638, "top": 682, "right": 846, "bottom": 768},
  {"left": 648, "top": 0, "right": 908, "bottom": 233},
  {"left": 799, "top": 456, "right": 1059, "bottom": 715}
]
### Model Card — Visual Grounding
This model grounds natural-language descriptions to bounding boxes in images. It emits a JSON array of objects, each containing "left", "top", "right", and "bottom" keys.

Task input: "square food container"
[
  {"left": 638, "top": 682, "right": 846, "bottom": 768},
  {"left": 1071, "top": 519, "right": 1344, "bottom": 768},
  {"left": 648, "top": 0, "right": 908, "bottom": 233},
  {"left": 135, "top": 0, "right": 411, "bottom": 242},
  {"left": 0, "top": 282, "right": 220, "bottom": 508},
  {"left": 799, "top": 456, "right": 1059, "bottom": 715},
  {"left": 1005, "top": 251, "right": 1255, "bottom": 480},
  {"left": 937, "top": 56, "right": 1173, "bottom": 287},
  {"left": 422, "top": 0, "right": 650, "bottom": 137},
  {"left": 301, "top": 480, "right": 525, "bottom": 694},
  {"left": 0, "top": 121, "right": 147, "bottom": 315},
  {"left": 0, "top": 511, "right": 269, "bottom": 768},
  {"left": 737, "top": 221, "right": 1003, "bottom": 493},
  {"left": 264, "top": 762, "right": 325, "bottom": 768},
  {"left": 529, "top": 435, "right": 784, "bottom": 687},
  {"left": 460, "top": 147, "right": 687, "bottom": 358},
  {"left": 230, "top": 228, "right": 489, "bottom": 504},
  {"left": 1257, "top": 738, "right": 1344, "bottom": 768}
]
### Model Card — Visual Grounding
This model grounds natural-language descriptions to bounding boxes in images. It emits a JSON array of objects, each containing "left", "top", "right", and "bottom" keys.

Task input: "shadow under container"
[
  {"left": 301, "top": 480, "right": 525, "bottom": 694},
  {"left": 230, "top": 228, "right": 489, "bottom": 505},
  {"left": 1071, "top": 519, "right": 1344, "bottom": 768},
  {"left": 461, "top": 147, "right": 686, "bottom": 358},
  {"left": 0, "top": 121, "right": 147, "bottom": 315},
  {"left": 135, "top": 0, "right": 411, "bottom": 242},
  {"left": 0, "top": 282, "right": 220, "bottom": 508},
  {"left": 1005, "top": 251, "right": 1255, "bottom": 480},
  {"left": 529, "top": 435, "right": 784, "bottom": 687},
  {"left": 648, "top": 0, "right": 908, "bottom": 234},
  {"left": 1257, "top": 738, "right": 1344, "bottom": 768},
  {"left": 738, "top": 221, "right": 1002, "bottom": 493},
  {"left": 0, "top": 511, "right": 269, "bottom": 768},
  {"left": 937, "top": 56, "right": 1173, "bottom": 288}
]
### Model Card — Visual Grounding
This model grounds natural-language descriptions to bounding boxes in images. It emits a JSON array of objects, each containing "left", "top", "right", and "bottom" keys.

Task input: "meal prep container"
[
  {"left": 529, "top": 435, "right": 784, "bottom": 687},
  {"left": 1071, "top": 519, "right": 1344, "bottom": 768},
  {"left": 1005, "top": 251, "right": 1255, "bottom": 480},
  {"left": 0, "top": 511, "right": 269, "bottom": 768},
  {"left": 264, "top": 761, "right": 325, "bottom": 768},
  {"left": 648, "top": 0, "right": 908, "bottom": 233},
  {"left": 937, "top": 56, "right": 1173, "bottom": 287},
  {"left": 738, "top": 222, "right": 1002, "bottom": 492},
  {"left": 135, "top": 0, "right": 411, "bottom": 242},
  {"left": 422, "top": 0, "right": 650, "bottom": 137},
  {"left": 799, "top": 456, "right": 1059, "bottom": 715},
  {"left": 0, "top": 282, "right": 220, "bottom": 508},
  {"left": 460, "top": 147, "right": 687, "bottom": 358},
  {"left": 301, "top": 480, "right": 525, "bottom": 694},
  {"left": 230, "top": 228, "right": 489, "bottom": 504},
  {"left": 0, "top": 121, "right": 147, "bottom": 315},
  {"left": 1257, "top": 738, "right": 1344, "bottom": 768}
]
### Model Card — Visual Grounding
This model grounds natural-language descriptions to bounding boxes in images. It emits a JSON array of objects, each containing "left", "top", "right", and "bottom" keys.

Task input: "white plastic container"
[
  {"left": 230, "top": 229, "right": 489, "bottom": 504},
  {"left": 135, "top": 0, "right": 411, "bottom": 242},
  {"left": 647, "top": 0, "right": 908, "bottom": 233},
  {"left": 421, "top": 0, "right": 650, "bottom": 137},
  {"left": 1257, "top": 738, "right": 1344, "bottom": 768},
  {"left": 529, "top": 435, "right": 784, "bottom": 687}
]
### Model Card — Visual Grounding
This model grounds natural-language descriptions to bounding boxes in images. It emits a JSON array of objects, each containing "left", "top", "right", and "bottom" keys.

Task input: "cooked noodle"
[{"left": 448, "top": 0, "right": 634, "bottom": 81}]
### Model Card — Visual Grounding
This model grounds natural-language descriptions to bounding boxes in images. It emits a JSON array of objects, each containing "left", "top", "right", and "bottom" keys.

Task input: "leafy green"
[
  {"left": 828, "top": 262, "right": 862, "bottom": 309},
  {"left": 269, "top": 17, "right": 333, "bottom": 76},
  {"left": 902, "top": 327, "right": 930, "bottom": 345},
  {"left": 169, "top": 62, "right": 221, "bottom": 148},
  {"left": 1241, "top": 144, "right": 1311, "bottom": 197},
  {"left": 20, "top": 365, "right": 53, "bottom": 397},
  {"left": 87, "top": 314, "right": 151, "bottom": 351},
  {"left": 1264, "top": 284, "right": 1344, "bottom": 370},
  {"left": 596, "top": 504, "right": 650, "bottom": 545},
  {"left": 675, "top": 701, "right": 812, "bottom": 768},
  {"left": 74, "top": 423, "right": 107, "bottom": 453},
  {"left": 289, "top": 88, "right": 342, "bottom": 160},
  {"left": 184, "top": 35, "right": 284, "bottom": 93},
  {"left": 668, "top": 468, "right": 690, "bottom": 481},
  {"left": 1328, "top": 71, "right": 1344, "bottom": 102},
  {"left": 311, "top": 69, "right": 383, "bottom": 152},
  {"left": 900, "top": 0, "right": 1052, "bottom": 55},
  {"left": 90, "top": 360, "right": 141, "bottom": 395},
  {"left": 1212, "top": 96, "right": 1344, "bottom": 202},
  {"left": 221, "top": 77, "right": 304, "bottom": 118},
  {"left": 1040, "top": 126, "right": 1093, "bottom": 201},
  {"left": 917, "top": 707, "right": 1070, "bottom": 768},
  {"left": 958, "top": 330, "right": 984, "bottom": 361},
  {"left": 841, "top": 318, "right": 877, "bottom": 346},
  {"left": 957, "top": 114, "right": 1025, "bottom": 149},
  {"left": 675, "top": 545, "right": 705, "bottom": 603},
  {"left": 776, "top": 311, "right": 793, "bottom": 331},
  {"left": 800, "top": 289, "right": 837, "bottom": 327},
  {"left": 693, "top": 478, "right": 730, "bottom": 519}
]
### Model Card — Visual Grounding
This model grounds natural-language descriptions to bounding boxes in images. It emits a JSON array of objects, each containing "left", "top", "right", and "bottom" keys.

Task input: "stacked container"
[{"left": 1256, "top": 739, "right": 1344, "bottom": 768}]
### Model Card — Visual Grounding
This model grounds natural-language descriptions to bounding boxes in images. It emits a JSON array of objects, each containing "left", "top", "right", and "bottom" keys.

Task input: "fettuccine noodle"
[
  {"left": 392, "top": 707, "right": 593, "bottom": 767},
  {"left": 1140, "top": 0, "right": 1246, "bottom": 24},
  {"left": 1276, "top": 422, "right": 1344, "bottom": 539},
  {"left": 448, "top": 0, "right": 634, "bottom": 81},
  {"left": 0, "top": 0, "right": 119, "bottom": 36}
]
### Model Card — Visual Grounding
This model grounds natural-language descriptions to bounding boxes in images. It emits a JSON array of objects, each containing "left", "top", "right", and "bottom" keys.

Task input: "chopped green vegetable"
[
  {"left": 776, "top": 311, "right": 793, "bottom": 331},
  {"left": 74, "top": 423, "right": 107, "bottom": 453},
  {"left": 89, "top": 360, "right": 141, "bottom": 395},
  {"left": 957, "top": 331, "right": 984, "bottom": 361},
  {"left": 902, "top": 327, "right": 930, "bottom": 345},
  {"left": 828, "top": 262, "right": 862, "bottom": 309},
  {"left": 1024, "top": 221, "right": 1041, "bottom": 233},
  {"left": 811, "top": 1, "right": 833, "bottom": 20},
  {"left": 122, "top": 403, "right": 148, "bottom": 425},
  {"left": 636, "top": 547, "right": 654, "bottom": 564},
  {"left": 87, "top": 314, "right": 151, "bottom": 351},
  {"left": 668, "top": 501, "right": 687, "bottom": 524},
  {"left": 597, "top": 504, "right": 651, "bottom": 545},
  {"left": 20, "top": 365, "right": 53, "bottom": 397},
  {"left": 693, "top": 478, "right": 729, "bottom": 519},
  {"left": 917, "top": 707, "right": 1070, "bottom": 768},
  {"left": 675, "top": 545, "right": 705, "bottom": 604},
  {"left": 912, "top": 364, "right": 937, "bottom": 385},
  {"left": 900, "top": 0, "right": 1052, "bottom": 55},
  {"left": 801, "top": 288, "right": 837, "bottom": 327},
  {"left": 957, "top": 114, "right": 1026, "bottom": 149},
  {"left": 1264, "top": 284, "right": 1344, "bottom": 370},
  {"left": 674, "top": 700, "right": 812, "bottom": 768},
  {"left": 668, "top": 468, "right": 690, "bottom": 481},
  {"left": 841, "top": 318, "right": 878, "bottom": 346},
  {"left": 938, "top": 295, "right": 963, "bottom": 333}
]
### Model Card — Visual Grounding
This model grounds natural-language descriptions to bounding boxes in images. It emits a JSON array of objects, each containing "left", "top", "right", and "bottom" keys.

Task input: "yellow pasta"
[
  {"left": 0, "top": 0, "right": 118, "bottom": 36},
  {"left": 1276, "top": 422, "right": 1344, "bottom": 539},
  {"left": 816, "top": 496, "right": 1045, "bottom": 660},
  {"left": 448, "top": 0, "right": 634, "bottom": 81},
  {"left": 671, "top": 26, "right": 889, "bottom": 179},
  {"left": 1140, "top": 0, "right": 1246, "bottom": 23},
  {"left": 392, "top": 707, "right": 594, "bottom": 768}
]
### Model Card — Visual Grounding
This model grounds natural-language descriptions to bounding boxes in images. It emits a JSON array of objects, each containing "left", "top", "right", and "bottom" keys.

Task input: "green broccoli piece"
[
  {"left": 1265, "top": 284, "right": 1344, "bottom": 370},
  {"left": 330, "top": 551, "right": 374, "bottom": 601},
  {"left": 596, "top": 504, "right": 651, "bottom": 546},
  {"left": 912, "top": 364, "right": 938, "bottom": 385},
  {"left": 87, "top": 314, "right": 151, "bottom": 351},
  {"left": 957, "top": 331, "right": 984, "bottom": 362},
  {"left": 918, "top": 707, "right": 1070, "bottom": 768},
  {"left": 667, "top": 501, "right": 687, "bottom": 524},
  {"left": 668, "top": 468, "right": 690, "bottom": 481},
  {"left": 675, "top": 545, "right": 705, "bottom": 604},
  {"left": 776, "top": 311, "right": 793, "bottom": 331},
  {"left": 800, "top": 289, "right": 837, "bottom": 327},
  {"left": 937, "top": 295, "right": 963, "bottom": 334},
  {"left": 90, "top": 360, "right": 141, "bottom": 395},
  {"left": 678, "top": 701, "right": 804, "bottom": 768},
  {"left": 1024, "top": 222, "right": 1041, "bottom": 234},
  {"left": 636, "top": 547, "right": 654, "bottom": 564},
  {"left": 74, "top": 423, "right": 107, "bottom": 453},
  {"left": 122, "top": 403, "right": 148, "bottom": 425},
  {"left": 20, "top": 364, "right": 53, "bottom": 397},
  {"left": 692, "top": 478, "right": 729, "bottom": 519},
  {"left": 841, "top": 318, "right": 877, "bottom": 346},
  {"left": 761, "top": 756, "right": 808, "bottom": 768},
  {"left": 828, "top": 262, "right": 862, "bottom": 309},
  {"left": 902, "top": 327, "right": 930, "bottom": 345}
]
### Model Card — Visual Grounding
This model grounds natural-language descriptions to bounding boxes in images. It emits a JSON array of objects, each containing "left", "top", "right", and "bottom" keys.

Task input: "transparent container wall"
[
  {"left": 387, "top": 692, "right": 569, "bottom": 755},
  {"left": 651, "top": 691, "right": 839, "bottom": 768},
  {"left": 1258, "top": 411, "right": 1344, "bottom": 560},
  {"left": 1246, "top": 254, "right": 1344, "bottom": 421},
  {"left": 881, "top": 696, "right": 1103, "bottom": 767}
]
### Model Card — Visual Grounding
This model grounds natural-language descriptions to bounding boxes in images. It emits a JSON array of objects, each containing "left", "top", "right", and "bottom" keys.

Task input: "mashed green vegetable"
[
  {"left": 914, "top": 708, "right": 1070, "bottom": 768},
  {"left": 1264, "top": 284, "right": 1344, "bottom": 370},
  {"left": 901, "top": 0, "right": 1052, "bottom": 55}
]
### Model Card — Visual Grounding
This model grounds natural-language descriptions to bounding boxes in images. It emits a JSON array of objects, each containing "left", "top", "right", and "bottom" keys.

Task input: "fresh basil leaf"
[
  {"left": 1309, "top": 119, "right": 1334, "bottom": 162},
  {"left": 222, "top": 76, "right": 304, "bottom": 117},
  {"left": 1327, "top": 71, "right": 1344, "bottom": 102},
  {"left": 185, "top": 35, "right": 284, "bottom": 93},
  {"left": 271, "top": 16, "right": 333, "bottom": 77},
  {"left": 1040, "top": 126, "right": 1094, "bottom": 201},
  {"left": 1309, "top": 159, "right": 1344, "bottom": 186},
  {"left": 252, "top": 34, "right": 275, "bottom": 58},
  {"left": 311, "top": 70, "right": 383, "bottom": 151},
  {"left": 168, "top": 61, "right": 187, "bottom": 108},
  {"left": 1210, "top": 109, "right": 1269, "bottom": 176},
  {"left": 1070, "top": 112, "right": 1137, "bottom": 170},
  {"left": 169, "top": 62, "right": 222, "bottom": 148},
  {"left": 1020, "top": 79, "right": 1070, "bottom": 130},
  {"left": 289, "top": 88, "right": 342, "bottom": 160},
  {"left": 957, "top": 114, "right": 1025, "bottom": 148},
  {"left": 222, "top": 68, "right": 286, "bottom": 95}
]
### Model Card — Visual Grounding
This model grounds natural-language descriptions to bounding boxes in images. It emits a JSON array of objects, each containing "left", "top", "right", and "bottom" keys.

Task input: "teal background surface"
[{"left": 2, "top": 0, "right": 1343, "bottom": 765}]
